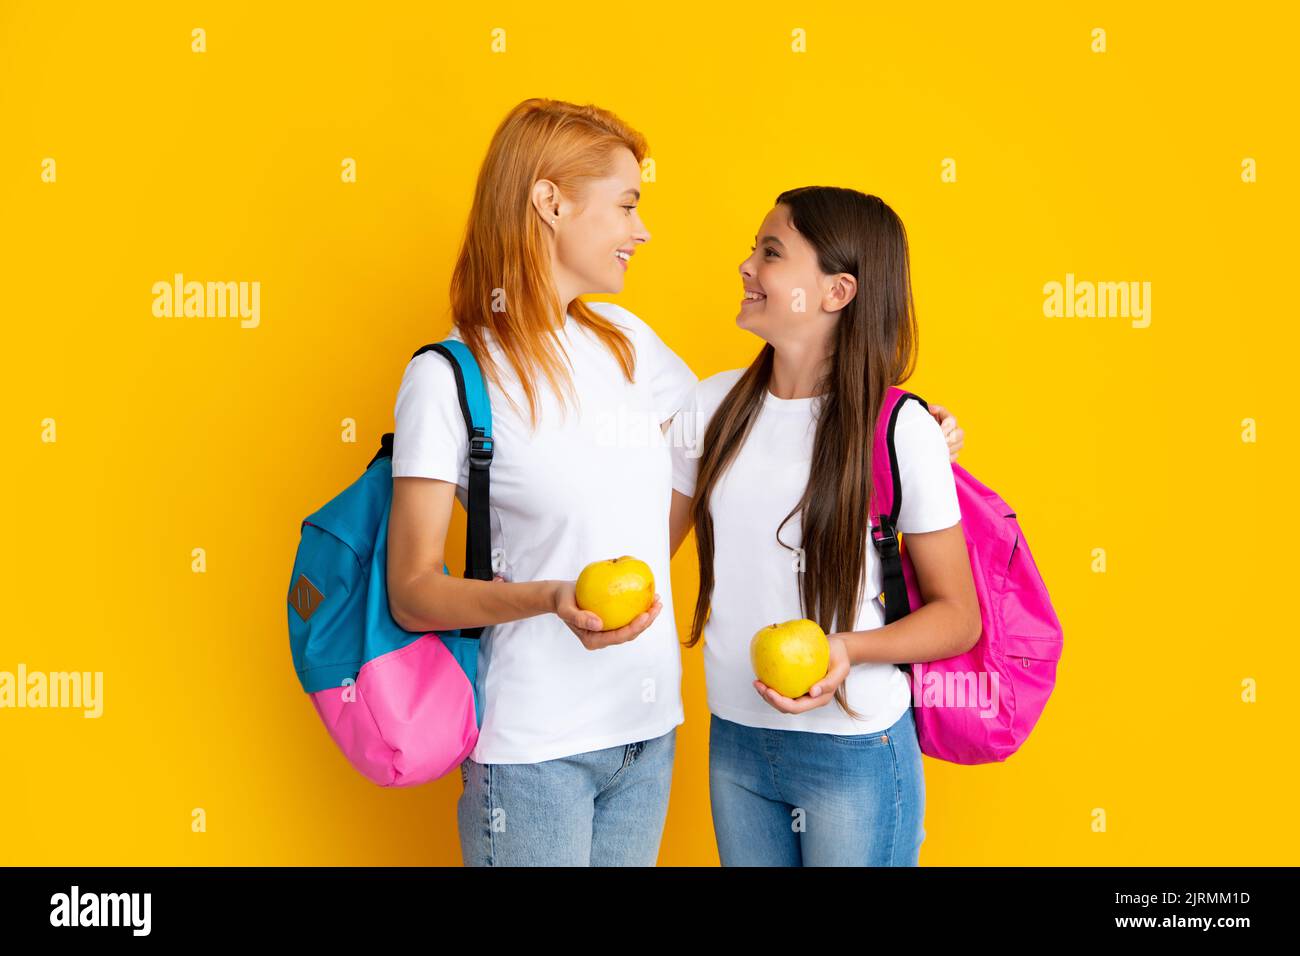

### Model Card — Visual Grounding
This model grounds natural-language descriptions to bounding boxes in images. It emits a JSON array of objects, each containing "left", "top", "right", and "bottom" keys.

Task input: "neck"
[
  {"left": 552, "top": 263, "right": 579, "bottom": 330},
  {"left": 768, "top": 337, "right": 832, "bottom": 400}
]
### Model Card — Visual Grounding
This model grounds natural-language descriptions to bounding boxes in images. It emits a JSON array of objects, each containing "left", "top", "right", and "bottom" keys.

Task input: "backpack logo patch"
[{"left": 289, "top": 573, "right": 325, "bottom": 622}]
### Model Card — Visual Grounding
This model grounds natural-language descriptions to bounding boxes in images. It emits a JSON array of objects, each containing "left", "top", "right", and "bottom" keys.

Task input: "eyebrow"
[
  {"left": 620, "top": 189, "right": 641, "bottom": 200},
  {"left": 755, "top": 235, "right": 785, "bottom": 246}
]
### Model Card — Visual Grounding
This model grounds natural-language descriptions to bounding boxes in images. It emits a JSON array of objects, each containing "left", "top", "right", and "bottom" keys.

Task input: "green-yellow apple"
[
  {"left": 575, "top": 556, "right": 655, "bottom": 631},
  {"left": 750, "top": 618, "right": 830, "bottom": 698}
]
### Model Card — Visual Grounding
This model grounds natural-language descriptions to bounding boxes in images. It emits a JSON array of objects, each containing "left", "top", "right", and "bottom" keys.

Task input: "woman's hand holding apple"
[{"left": 551, "top": 580, "right": 663, "bottom": 650}]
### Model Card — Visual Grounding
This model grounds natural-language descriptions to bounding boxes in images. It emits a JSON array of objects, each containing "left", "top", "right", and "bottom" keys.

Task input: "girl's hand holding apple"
[{"left": 753, "top": 631, "right": 853, "bottom": 714}]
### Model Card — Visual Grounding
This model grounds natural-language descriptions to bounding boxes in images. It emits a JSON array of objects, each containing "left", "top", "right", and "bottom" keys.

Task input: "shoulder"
[
  {"left": 687, "top": 367, "right": 746, "bottom": 418},
  {"left": 585, "top": 300, "right": 697, "bottom": 398},
  {"left": 698, "top": 367, "right": 746, "bottom": 402},
  {"left": 584, "top": 300, "right": 660, "bottom": 352},
  {"left": 891, "top": 394, "right": 950, "bottom": 468},
  {"left": 890, "top": 392, "right": 960, "bottom": 531},
  {"left": 445, "top": 323, "right": 504, "bottom": 362},
  {"left": 392, "top": 345, "right": 472, "bottom": 474},
  {"left": 403, "top": 346, "right": 457, "bottom": 380},
  {"left": 585, "top": 299, "right": 643, "bottom": 332},
  {"left": 893, "top": 393, "right": 941, "bottom": 438},
  {"left": 397, "top": 347, "right": 460, "bottom": 405},
  {"left": 402, "top": 327, "right": 496, "bottom": 380}
]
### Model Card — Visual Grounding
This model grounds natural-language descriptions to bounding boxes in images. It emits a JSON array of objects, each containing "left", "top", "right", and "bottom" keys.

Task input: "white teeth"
[
  {"left": 744, "top": 291, "right": 766, "bottom": 300},
  {"left": 615, "top": 251, "right": 630, "bottom": 261}
]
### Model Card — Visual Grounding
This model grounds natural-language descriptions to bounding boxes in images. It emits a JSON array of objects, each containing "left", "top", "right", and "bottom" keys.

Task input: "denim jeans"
[
  {"left": 709, "top": 705, "right": 926, "bottom": 866},
  {"left": 457, "top": 726, "right": 677, "bottom": 866}
]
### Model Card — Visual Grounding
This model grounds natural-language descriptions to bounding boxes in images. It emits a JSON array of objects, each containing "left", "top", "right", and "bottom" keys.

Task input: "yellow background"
[{"left": 2, "top": 1, "right": 1296, "bottom": 865}]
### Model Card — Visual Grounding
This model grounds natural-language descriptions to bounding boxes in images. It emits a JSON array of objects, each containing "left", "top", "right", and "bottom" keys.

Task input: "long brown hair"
[
  {"left": 686, "top": 187, "right": 919, "bottom": 720},
  {"left": 450, "top": 98, "right": 646, "bottom": 428}
]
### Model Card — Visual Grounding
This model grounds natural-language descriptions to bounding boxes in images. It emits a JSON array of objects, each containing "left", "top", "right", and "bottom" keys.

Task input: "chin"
[{"left": 736, "top": 314, "right": 772, "bottom": 341}]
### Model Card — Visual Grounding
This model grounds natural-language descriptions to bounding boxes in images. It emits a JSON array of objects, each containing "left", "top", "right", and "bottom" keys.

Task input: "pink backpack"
[{"left": 870, "top": 387, "right": 1063, "bottom": 763}]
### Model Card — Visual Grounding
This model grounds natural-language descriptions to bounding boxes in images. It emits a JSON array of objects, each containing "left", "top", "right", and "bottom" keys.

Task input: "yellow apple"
[
  {"left": 750, "top": 618, "right": 830, "bottom": 699},
  {"left": 575, "top": 556, "right": 655, "bottom": 630}
]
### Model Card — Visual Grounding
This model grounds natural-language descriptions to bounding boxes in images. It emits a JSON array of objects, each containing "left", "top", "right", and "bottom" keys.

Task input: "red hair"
[{"left": 449, "top": 98, "right": 648, "bottom": 427}]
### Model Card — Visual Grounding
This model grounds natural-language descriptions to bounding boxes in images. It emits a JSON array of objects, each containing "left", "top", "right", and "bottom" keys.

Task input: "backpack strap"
[
  {"left": 870, "top": 386, "right": 929, "bottom": 627},
  {"left": 371, "top": 337, "right": 495, "bottom": 639},
  {"left": 420, "top": 341, "right": 494, "bottom": 643}
]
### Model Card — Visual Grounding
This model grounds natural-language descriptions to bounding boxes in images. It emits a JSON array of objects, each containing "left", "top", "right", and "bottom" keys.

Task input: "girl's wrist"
[{"left": 835, "top": 631, "right": 873, "bottom": 666}]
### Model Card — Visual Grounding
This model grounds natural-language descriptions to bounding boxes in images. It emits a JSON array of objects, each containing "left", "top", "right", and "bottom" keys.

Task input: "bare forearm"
[
  {"left": 392, "top": 569, "right": 557, "bottom": 633},
  {"left": 841, "top": 599, "right": 978, "bottom": 666}
]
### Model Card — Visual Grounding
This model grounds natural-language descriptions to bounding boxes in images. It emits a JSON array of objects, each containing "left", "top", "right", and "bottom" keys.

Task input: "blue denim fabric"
[
  {"left": 457, "top": 726, "right": 677, "bottom": 866},
  {"left": 708, "top": 705, "right": 926, "bottom": 866}
]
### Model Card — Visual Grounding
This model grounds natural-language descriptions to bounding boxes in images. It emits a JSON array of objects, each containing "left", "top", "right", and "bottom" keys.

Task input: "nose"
[{"left": 739, "top": 254, "right": 756, "bottom": 279}]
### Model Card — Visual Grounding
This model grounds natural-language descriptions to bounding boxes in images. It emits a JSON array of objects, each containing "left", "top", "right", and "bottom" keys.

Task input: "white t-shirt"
[
  {"left": 391, "top": 301, "right": 698, "bottom": 764},
  {"left": 669, "top": 368, "right": 962, "bottom": 735}
]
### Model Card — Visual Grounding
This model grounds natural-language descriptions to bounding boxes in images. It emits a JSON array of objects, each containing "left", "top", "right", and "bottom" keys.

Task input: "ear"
[
  {"left": 822, "top": 272, "right": 858, "bottom": 312},
  {"left": 531, "top": 179, "right": 562, "bottom": 226}
]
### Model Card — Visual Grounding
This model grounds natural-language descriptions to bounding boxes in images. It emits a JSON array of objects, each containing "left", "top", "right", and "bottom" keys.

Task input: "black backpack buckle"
[
  {"left": 469, "top": 430, "right": 494, "bottom": 470},
  {"left": 871, "top": 517, "right": 899, "bottom": 556}
]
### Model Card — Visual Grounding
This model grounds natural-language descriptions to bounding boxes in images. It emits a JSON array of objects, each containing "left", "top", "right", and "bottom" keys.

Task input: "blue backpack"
[{"left": 287, "top": 339, "right": 494, "bottom": 787}]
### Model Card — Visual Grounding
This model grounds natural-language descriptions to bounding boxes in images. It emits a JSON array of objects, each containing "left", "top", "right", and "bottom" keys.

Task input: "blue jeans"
[
  {"left": 709, "top": 706, "right": 926, "bottom": 866},
  {"left": 457, "top": 726, "right": 677, "bottom": 866}
]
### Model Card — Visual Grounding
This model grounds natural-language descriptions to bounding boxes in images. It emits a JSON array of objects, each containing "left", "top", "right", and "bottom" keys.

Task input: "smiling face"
[
  {"left": 736, "top": 203, "right": 845, "bottom": 346},
  {"left": 540, "top": 146, "right": 650, "bottom": 304}
]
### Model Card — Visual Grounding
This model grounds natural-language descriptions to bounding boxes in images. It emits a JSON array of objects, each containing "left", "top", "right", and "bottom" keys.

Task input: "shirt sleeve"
[
  {"left": 390, "top": 350, "right": 470, "bottom": 486},
  {"left": 592, "top": 301, "right": 698, "bottom": 423},
  {"left": 646, "top": 332, "right": 699, "bottom": 424},
  {"left": 669, "top": 381, "right": 703, "bottom": 497},
  {"left": 894, "top": 398, "right": 962, "bottom": 534}
]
